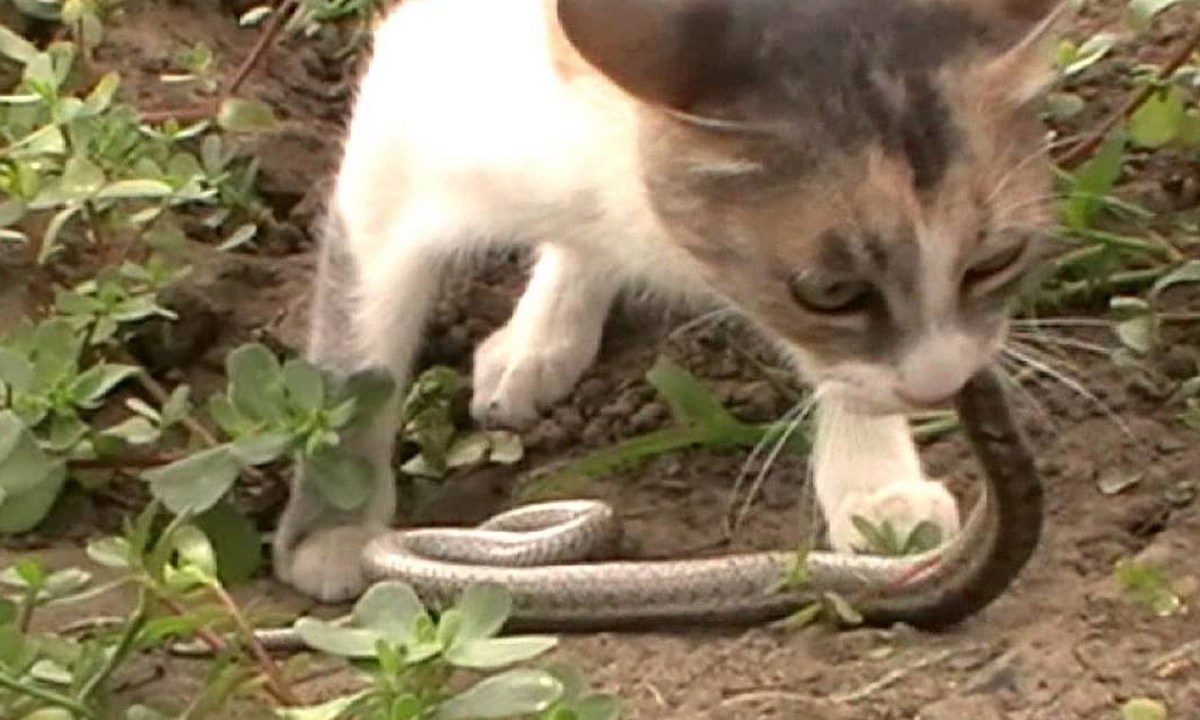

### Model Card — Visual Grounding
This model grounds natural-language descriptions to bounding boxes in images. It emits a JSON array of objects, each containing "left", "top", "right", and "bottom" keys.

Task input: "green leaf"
[
  {"left": 1121, "top": 698, "right": 1168, "bottom": 720},
  {"left": 0, "top": 24, "right": 38, "bottom": 63},
  {"left": 39, "top": 203, "right": 82, "bottom": 264},
  {"left": 226, "top": 343, "right": 285, "bottom": 423},
  {"left": 86, "top": 536, "right": 131, "bottom": 569},
  {"left": 219, "top": 223, "right": 258, "bottom": 251},
  {"left": 645, "top": 356, "right": 735, "bottom": 429},
  {"left": 444, "top": 636, "right": 560, "bottom": 670},
  {"left": 823, "top": 592, "right": 864, "bottom": 626},
  {"left": 96, "top": 180, "right": 175, "bottom": 201},
  {"left": 434, "top": 669, "right": 564, "bottom": 720},
  {"left": 1129, "top": 0, "right": 1185, "bottom": 25},
  {"left": 232, "top": 430, "right": 294, "bottom": 465},
  {"left": 902, "top": 521, "right": 944, "bottom": 555},
  {"left": 305, "top": 447, "right": 373, "bottom": 511},
  {"left": 0, "top": 348, "right": 35, "bottom": 392},
  {"left": 487, "top": 430, "right": 524, "bottom": 465},
  {"left": 143, "top": 444, "right": 242, "bottom": 515},
  {"left": 217, "top": 98, "right": 278, "bottom": 133},
  {"left": 1058, "top": 32, "right": 1116, "bottom": 76},
  {"left": 1129, "top": 86, "right": 1185, "bottom": 148},
  {"left": 1178, "top": 109, "right": 1200, "bottom": 147},
  {"left": 70, "top": 363, "right": 138, "bottom": 408},
  {"left": 353, "top": 581, "right": 430, "bottom": 642},
  {"left": 445, "top": 432, "right": 489, "bottom": 469},
  {"left": 1062, "top": 134, "right": 1126, "bottom": 229},
  {"left": 1115, "top": 559, "right": 1182, "bottom": 617},
  {"left": 451, "top": 583, "right": 513, "bottom": 642},
  {"left": 169, "top": 524, "right": 218, "bottom": 579},
  {"left": 82, "top": 71, "right": 119, "bottom": 115},
  {"left": 293, "top": 617, "right": 383, "bottom": 658},
  {"left": 0, "top": 411, "right": 68, "bottom": 533},
  {"left": 58, "top": 156, "right": 107, "bottom": 201},
  {"left": 1151, "top": 260, "right": 1200, "bottom": 297},
  {"left": 1114, "top": 314, "right": 1159, "bottom": 354},
  {"left": 274, "top": 691, "right": 369, "bottom": 720},
  {"left": 194, "top": 500, "right": 263, "bottom": 585},
  {"left": 100, "top": 416, "right": 160, "bottom": 446},
  {"left": 557, "top": 695, "right": 621, "bottom": 720},
  {"left": 283, "top": 359, "right": 325, "bottom": 412}
]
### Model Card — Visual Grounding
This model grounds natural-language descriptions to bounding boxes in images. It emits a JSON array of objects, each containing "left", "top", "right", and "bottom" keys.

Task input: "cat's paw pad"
[
  {"left": 470, "top": 324, "right": 598, "bottom": 429},
  {"left": 283, "top": 525, "right": 379, "bottom": 603},
  {"left": 828, "top": 480, "right": 961, "bottom": 555}
]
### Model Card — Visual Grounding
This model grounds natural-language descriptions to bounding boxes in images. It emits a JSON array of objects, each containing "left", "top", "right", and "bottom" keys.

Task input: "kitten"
[{"left": 274, "top": 0, "right": 1062, "bottom": 602}]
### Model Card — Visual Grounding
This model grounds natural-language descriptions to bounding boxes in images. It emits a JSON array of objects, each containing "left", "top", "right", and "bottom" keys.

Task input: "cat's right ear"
[{"left": 556, "top": 0, "right": 745, "bottom": 113}]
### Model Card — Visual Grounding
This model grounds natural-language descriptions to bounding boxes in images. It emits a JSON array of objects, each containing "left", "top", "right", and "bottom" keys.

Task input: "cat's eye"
[
  {"left": 965, "top": 239, "right": 1028, "bottom": 285},
  {"left": 788, "top": 274, "right": 875, "bottom": 314}
]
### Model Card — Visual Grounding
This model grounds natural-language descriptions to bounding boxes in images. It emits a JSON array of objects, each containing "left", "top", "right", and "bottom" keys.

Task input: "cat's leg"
[
  {"left": 471, "top": 244, "right": 621, "bottom": 427},
  {"left": 813, "top": 397, "right": 961, "bottom": 553},
  {"left": 273, "top": 207, "right": 450, "bottom": 602}
]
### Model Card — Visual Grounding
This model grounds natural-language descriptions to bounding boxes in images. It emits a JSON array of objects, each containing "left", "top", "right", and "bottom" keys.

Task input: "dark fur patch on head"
[{"left": 664, "top": 0, "right": 990, "bottom": 189}]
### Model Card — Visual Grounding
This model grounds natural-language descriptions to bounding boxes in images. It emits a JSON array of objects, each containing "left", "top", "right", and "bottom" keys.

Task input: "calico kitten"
[{"left": 274, "top": 0, "right": 1063, "bottom": 601}]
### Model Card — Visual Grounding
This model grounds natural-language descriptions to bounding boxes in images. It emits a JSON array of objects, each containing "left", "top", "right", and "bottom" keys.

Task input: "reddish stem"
[{"left": 1055, "top": 24, "right": 1200, "bottom": 169}]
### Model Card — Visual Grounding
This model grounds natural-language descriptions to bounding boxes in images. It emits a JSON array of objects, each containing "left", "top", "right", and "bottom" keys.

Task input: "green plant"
[
  {"left": 1114, "top": 559, "right": 1183, "bottom": 617},
  {"left": 285, "top": 582, "right": 619, "bottom": 720}
]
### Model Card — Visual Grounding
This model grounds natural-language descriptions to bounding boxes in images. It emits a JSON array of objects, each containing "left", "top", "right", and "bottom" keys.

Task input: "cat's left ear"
[{"left": 973, "top": 0, "right": 1073, "bottom": 106}]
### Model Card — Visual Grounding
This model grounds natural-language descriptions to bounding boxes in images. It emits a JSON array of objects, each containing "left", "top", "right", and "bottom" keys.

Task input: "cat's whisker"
[
  {"left": 984, "top": 134, "right": 1082, "bottom": 206},
  {"left": 724, "top": 388, "right": 822, "bottom": 539},
  {"left": 995, "top": 356, "right": 1058, "bottom": 430},
  {"left": 1014, "top": 317, "right": 1111, "bottom": 328},
  {"left": 1001, "top": 345, "right": 1135, "bottom": 441},
  {"left": 1010, "top": 330, "right": 1113, "bottom": 357},
  {"left": 723, "top": 396, "right": 808, "bottom": 531}
]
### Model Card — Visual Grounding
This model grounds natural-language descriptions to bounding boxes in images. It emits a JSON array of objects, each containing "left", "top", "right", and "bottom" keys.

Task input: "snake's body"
[{"left": 256, "top": 368, "right": 1041, "bottom": 650}]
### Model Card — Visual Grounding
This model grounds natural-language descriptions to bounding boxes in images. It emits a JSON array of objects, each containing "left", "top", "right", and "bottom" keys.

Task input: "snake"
[{"left": 251, "top": 366, "right": 1041, "bottom": 650}]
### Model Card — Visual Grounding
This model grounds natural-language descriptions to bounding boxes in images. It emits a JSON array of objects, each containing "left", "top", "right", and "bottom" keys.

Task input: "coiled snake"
[{"left": 256, "top": 367, "right": 1040, "bottom": 648}]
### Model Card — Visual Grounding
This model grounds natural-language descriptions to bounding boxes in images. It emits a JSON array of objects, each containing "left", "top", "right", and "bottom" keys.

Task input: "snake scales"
[{"left": 255, "top": 367, "right": 1041, "bottom": 649}]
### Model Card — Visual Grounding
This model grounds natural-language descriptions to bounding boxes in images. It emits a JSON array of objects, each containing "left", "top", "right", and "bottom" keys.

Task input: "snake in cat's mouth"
[{"left": 245, "top": 365, "right": 1041, "bottom": 651}]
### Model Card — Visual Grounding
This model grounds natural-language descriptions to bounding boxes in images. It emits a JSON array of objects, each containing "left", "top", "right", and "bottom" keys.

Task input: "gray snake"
[{"left": 255, "top": 367, "right": 1041, "bottom": 648}]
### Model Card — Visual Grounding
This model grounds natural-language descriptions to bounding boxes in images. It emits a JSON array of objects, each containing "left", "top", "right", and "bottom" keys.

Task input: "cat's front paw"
[
  {"left": 281, "top": 525, "right": 380, "bottom": 603},
  {"left": 470, "top": 323, "right": 599, "bottom": 428},
  {"left": 828, "top": 480, "right": 961, "bottom": 555}
]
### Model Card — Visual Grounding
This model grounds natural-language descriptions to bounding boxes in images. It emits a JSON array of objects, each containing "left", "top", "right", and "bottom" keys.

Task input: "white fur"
[{"left": 274, "top": 0, "right": 964, "bottom": 601}]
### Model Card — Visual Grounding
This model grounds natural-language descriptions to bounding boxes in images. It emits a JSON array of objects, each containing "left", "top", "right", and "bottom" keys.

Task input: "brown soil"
[{"left": 3, "top": 1, "right": 1199, "bottom": 719}]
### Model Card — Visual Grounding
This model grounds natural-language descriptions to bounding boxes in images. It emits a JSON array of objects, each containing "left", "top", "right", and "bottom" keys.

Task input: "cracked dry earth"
[{"left": 2, "top": 0, "right": 1200, "bottom": 718}]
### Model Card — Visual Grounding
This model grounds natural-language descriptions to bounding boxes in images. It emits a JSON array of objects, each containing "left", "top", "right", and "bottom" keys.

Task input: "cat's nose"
[
  {"left": 896, "top": 386, "right": 960, "bottom": 409},
  {"left": 898, "top": 333, "right": 977, "bottom": 408}
]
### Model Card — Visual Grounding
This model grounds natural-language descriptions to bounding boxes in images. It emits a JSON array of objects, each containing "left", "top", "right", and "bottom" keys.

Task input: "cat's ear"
[
  {"left": 973, "top": 0, "right": 1072, "bottom": 106},
  {"left": 556, "top": 0, "right": 744, "bottom": 112}
]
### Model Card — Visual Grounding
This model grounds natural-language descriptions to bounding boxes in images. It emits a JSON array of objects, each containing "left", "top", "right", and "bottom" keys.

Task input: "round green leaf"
[
  {"left": 1121, "top": 698, "right": 1168, "bottom": 720},
  {"left": 217, "top": 98, "right": 278, "bottom": 133},
  {"left": 293, "top": 618, "right": 383, "bottom": 659},
  {"left": 352, "top": 581, "right": 431, "bottom": 642},
  {"left": 305, "top": 447, "right": 373, "bottom": 511},
  {"left": 443, "top": 636, "right": 560, "bottom": 670},
  {"left": 434, "top": 669, "right": 563, "bottom": 720},
  {"left": 451, "top": 583, "right": 513, "bottom": 642},
  {"left": 283, "top": 359, "right": 325, "bottom": 412},
  {"left": 194, "top": 500, "right": 263, "bottom": 585},
  {"left": 1129, "top": 86, "right": 1185, "bottom": 149},
  {"left": 143, "top": 444, "right": 242, "bottom": 515}
]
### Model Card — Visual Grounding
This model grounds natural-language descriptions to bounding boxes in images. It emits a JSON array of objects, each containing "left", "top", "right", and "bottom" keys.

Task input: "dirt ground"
[{"left": 3, "top": 0, "right": 1200, "bottom": 718}]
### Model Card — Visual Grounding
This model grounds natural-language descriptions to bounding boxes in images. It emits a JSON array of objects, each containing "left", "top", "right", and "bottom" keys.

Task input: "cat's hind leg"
[
  {"left": 470, "top": 243, "right": 621, "bottom": 428},
  {"left": 273, "top": 205, "right": 455, "bottom": 602},
  {"left": 812, "top": 398, "right": 961, "bottom": 553}
]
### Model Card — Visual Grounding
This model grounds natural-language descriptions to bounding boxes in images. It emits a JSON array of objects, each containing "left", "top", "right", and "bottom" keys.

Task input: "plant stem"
[
  {"left": 69, "top": 454, "right": 182, "bottom": 470},
  {"left": 139, "top": 0, "right": 300, "bottom": 124},
  {"left": 75, "top": 589, "right": 148, "bottom": 707},
  {"left": 1034, "top": 268, "right": 1166, "bottom": 310},
  {"left": 0, "top": 669, "right": 97, "bottom": 718},
  {"left": 1057, "top": 24, "right": 1200, "bottom": 169},
  {"left": 210, "top": 583, "right": 300, "bottom": 706}
]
